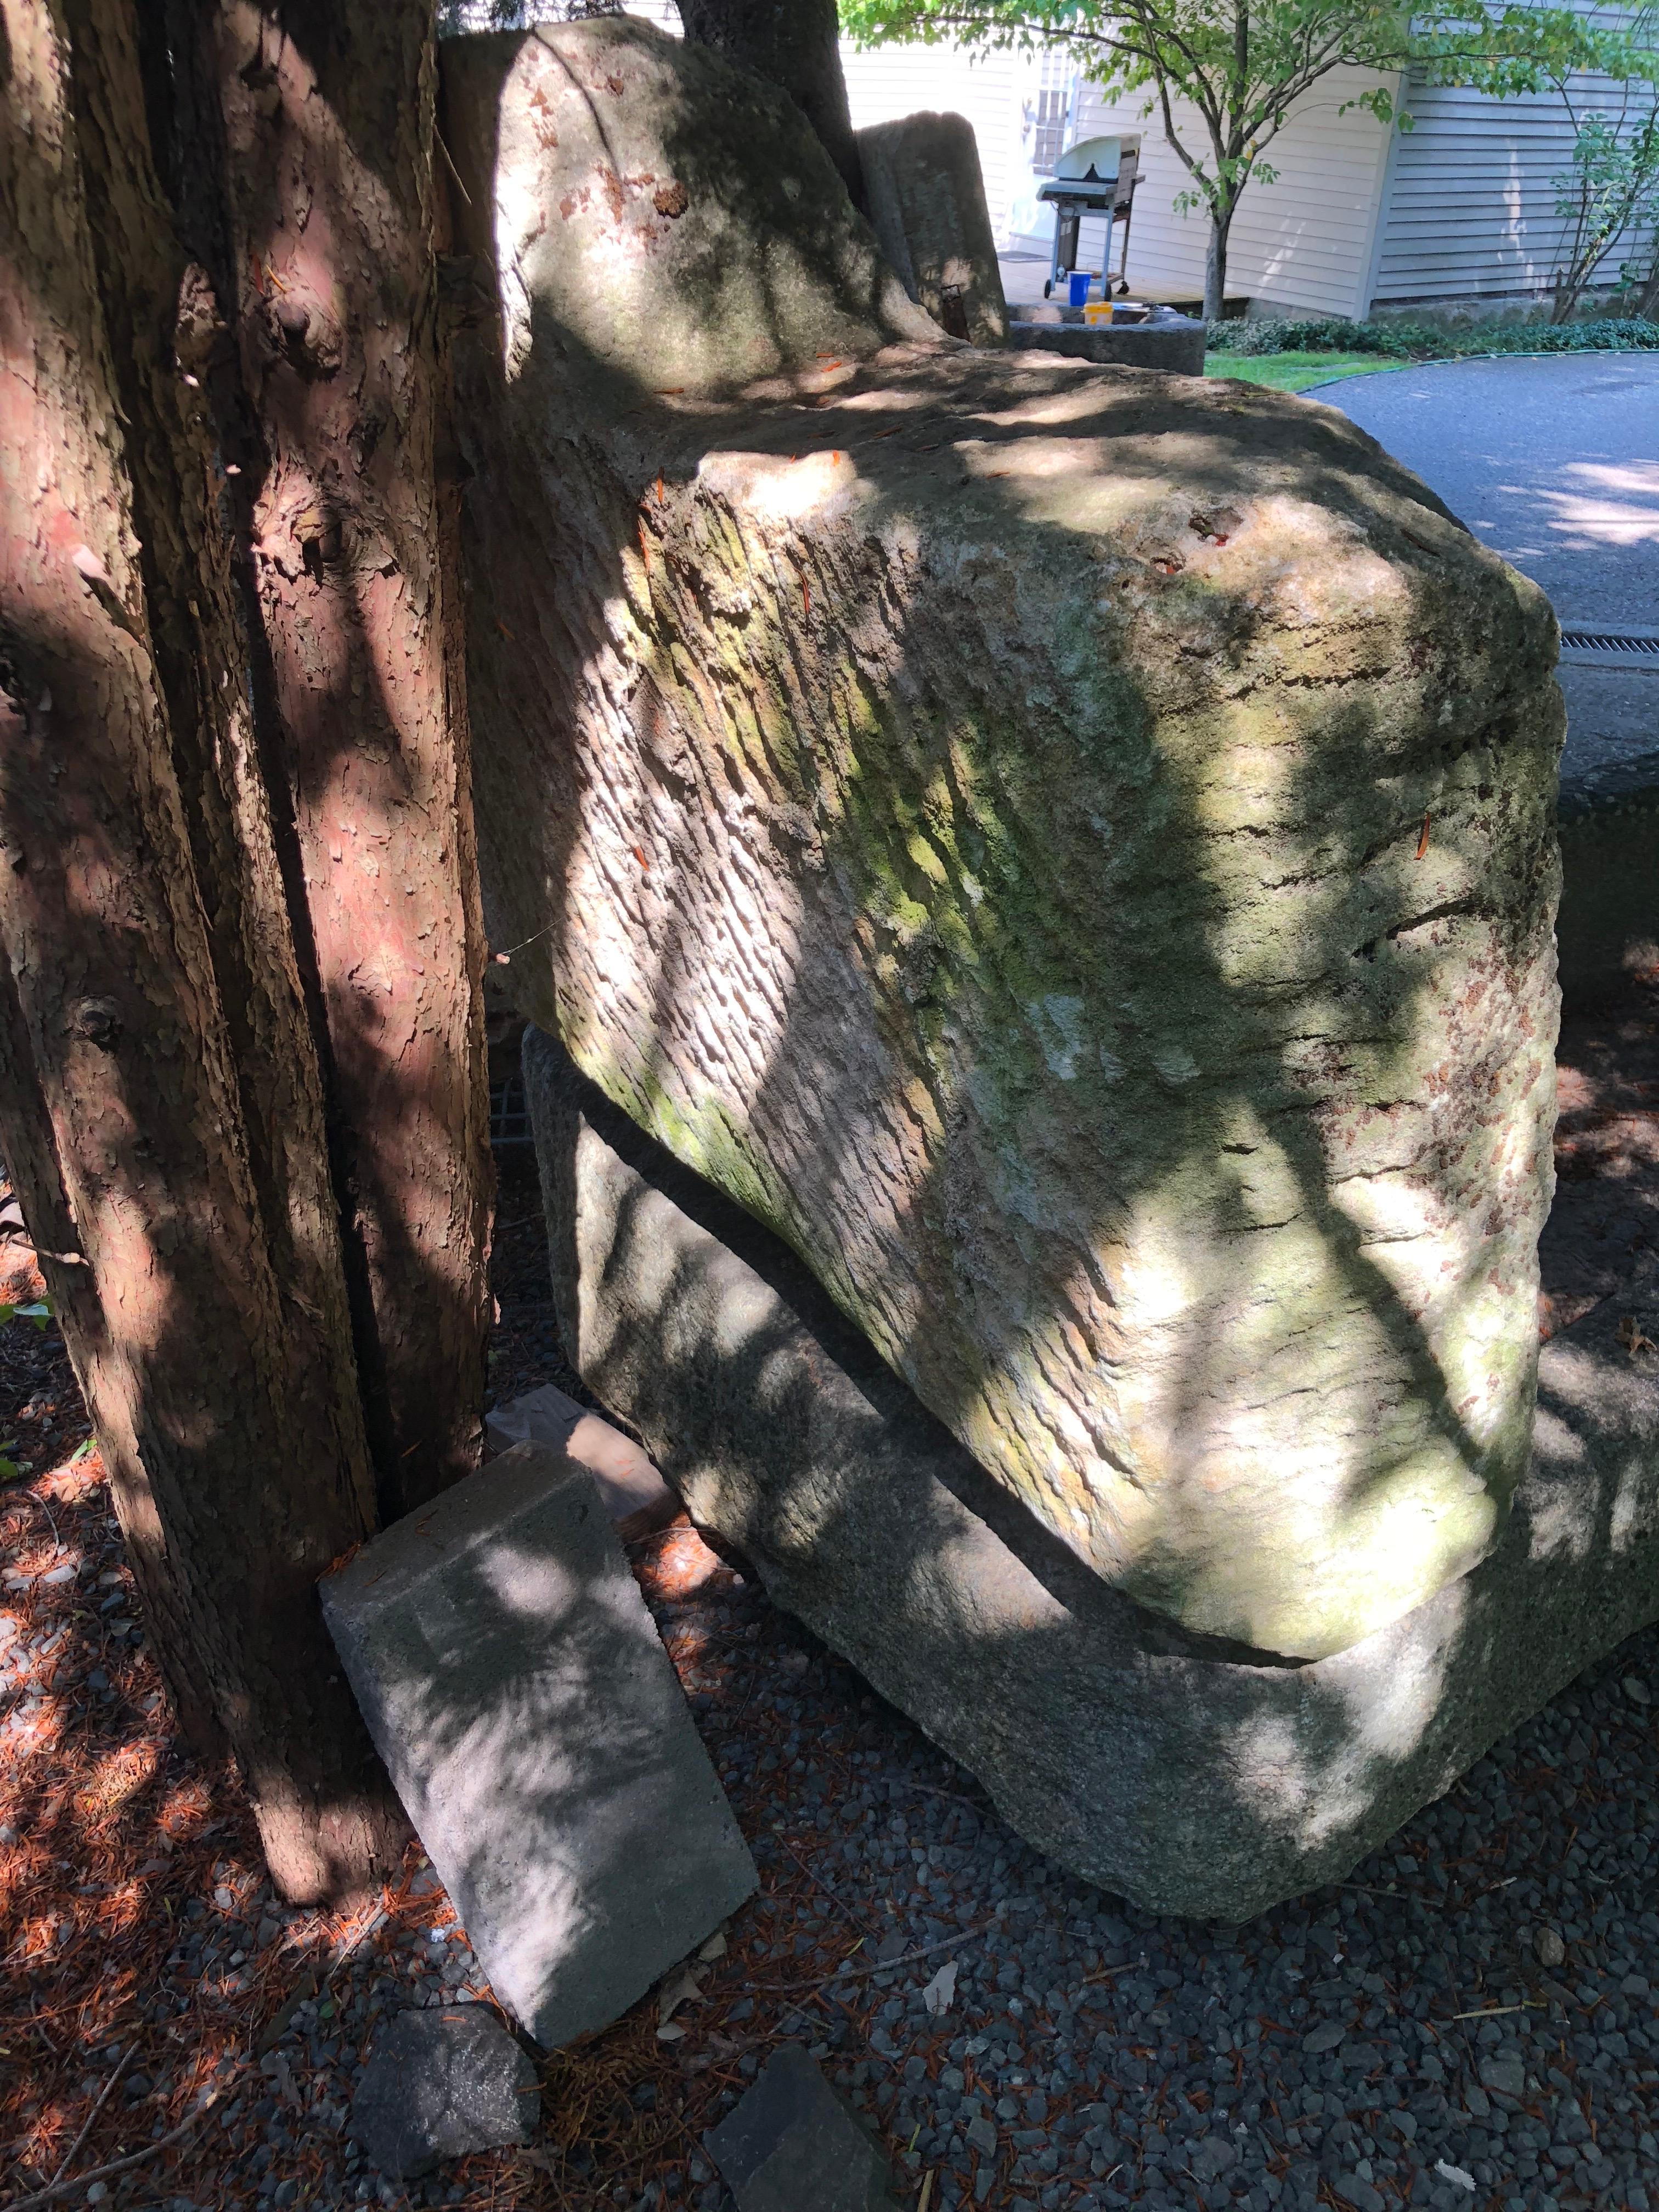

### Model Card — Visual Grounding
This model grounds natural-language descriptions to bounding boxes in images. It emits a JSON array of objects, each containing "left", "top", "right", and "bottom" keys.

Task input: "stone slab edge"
[
  {"left": 1006, "top": 319, "right": 1205, "bottom": 375},
  {"left": 483, "top": 1382, "right": 679, "bottom": 1539},
  {"left": 1555, "top": 744, "right": 1659, "bottom": 1000},
  {"left": 525, "top": 1023, "right": 1659, "bottom": 1922},
  {"left": 321, "top": 1440, "right": 757, "bottom": 2042}
]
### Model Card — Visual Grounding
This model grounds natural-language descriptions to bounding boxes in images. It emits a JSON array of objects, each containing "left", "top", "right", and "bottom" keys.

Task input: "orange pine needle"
[{"left": 1415, "top": 811, "right": 1431, "bottom": 860}]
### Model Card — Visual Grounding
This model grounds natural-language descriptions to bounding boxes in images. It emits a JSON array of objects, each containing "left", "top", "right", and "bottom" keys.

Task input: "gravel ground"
[{"left": 2, "top": 982, "right": 1658, "bottom": 2212}]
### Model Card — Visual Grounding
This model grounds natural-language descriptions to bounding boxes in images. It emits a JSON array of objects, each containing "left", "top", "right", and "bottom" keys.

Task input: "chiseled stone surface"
[
  {"left": 446, "top": 17, "right": 1563, "bottom": 1661},
  {"left": 320, "top": 1443, "right": 756, "bottom": 2048},
  {"left": 527, "top": 1031, "right": 1659, "bottom": 1922},
  {"left": 707, "top": 2044, "right": 898, "bottom": 2212},
  {"left": 348, "top": 2005, "right": 538, "bottom": 2177}
]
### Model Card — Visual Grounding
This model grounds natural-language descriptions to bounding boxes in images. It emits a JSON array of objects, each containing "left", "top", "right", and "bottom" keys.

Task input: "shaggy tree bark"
[
  {"left": 678, "top": 0, "right": 865, "bottom": 208},
  {"left": 0, "top": 0, "right": 405, "bottom": 1900},
  {"left": 207, "top": 0, "right": 493, "bottom": 1521}
]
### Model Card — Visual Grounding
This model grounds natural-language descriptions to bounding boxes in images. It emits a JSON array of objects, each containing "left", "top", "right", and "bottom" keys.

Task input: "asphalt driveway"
[
  {"left": 1309, "top": 352, "right": 1659, "bottom": 627},
  {"left": 1312, "top": 354, "right": 1659, "bottom": 783}
]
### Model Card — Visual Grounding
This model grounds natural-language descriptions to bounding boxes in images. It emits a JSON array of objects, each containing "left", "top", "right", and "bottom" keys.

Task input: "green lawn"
[{"left": 1205, "top": 350, "right": 1407, "bottom": 392}]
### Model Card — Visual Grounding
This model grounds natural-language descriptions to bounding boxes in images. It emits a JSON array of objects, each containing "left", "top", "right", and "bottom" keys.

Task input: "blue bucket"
[{"left": 1068, "top": 270, "right": 1092, "bottom": 308}]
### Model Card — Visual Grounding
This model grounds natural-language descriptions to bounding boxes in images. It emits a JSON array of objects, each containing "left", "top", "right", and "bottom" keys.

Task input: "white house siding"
[
  {"left": 1068, "top": 68, "right": 1397, "bottom": 315},
  {"left": 1370, "top": 69, "right": 1659, "bottom": 307}
]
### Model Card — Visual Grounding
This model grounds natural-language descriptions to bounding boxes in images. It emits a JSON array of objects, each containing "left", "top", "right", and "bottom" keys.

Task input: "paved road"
[
  {"left": 1311, "top": 353, "right": 1659, "bottom": 629},
  {"left": 1313, "top": 354, "right": 1659, "bottom": 781}
]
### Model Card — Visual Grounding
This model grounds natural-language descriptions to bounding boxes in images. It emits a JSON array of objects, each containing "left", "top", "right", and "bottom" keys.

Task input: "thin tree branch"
[
  {"left": 1, "top": 2079, "right": 233, "bottom": 2212},
  {"left": 44, "top": 2047, "right": 132, "bottom": 2193}
]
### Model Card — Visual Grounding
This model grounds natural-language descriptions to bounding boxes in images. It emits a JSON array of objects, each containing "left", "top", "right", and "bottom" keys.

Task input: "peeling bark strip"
[
  {"left": 0, "top": 0, "right": 402, "bottom": 1900},
  {"left": 212, "top": 0, "right": 492, "bottom": 1519},
  {"left": 61, "top": 0, "right": 377, "bottom": 1568}
]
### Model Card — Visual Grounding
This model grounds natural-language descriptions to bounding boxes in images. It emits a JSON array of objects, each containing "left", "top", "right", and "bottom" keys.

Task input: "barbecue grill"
[{"left": 1039, "top": 134, "right": 1141, "bottom": 297}]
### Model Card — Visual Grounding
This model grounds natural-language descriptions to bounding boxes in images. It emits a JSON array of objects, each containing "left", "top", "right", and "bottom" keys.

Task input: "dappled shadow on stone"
[
  {"left": 526, "top": 1030, "right": 1659, "bottom": 1924},
  {"left": 442, "top": 13, "right": 1564, "bottom": 1677}
]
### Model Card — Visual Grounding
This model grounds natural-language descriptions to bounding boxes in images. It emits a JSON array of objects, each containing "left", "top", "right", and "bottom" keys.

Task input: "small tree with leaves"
[
  {"left": 843, "top": 0, "right": 1643, "bottom": 319},
  {"left": 1549, "top": 11, "right": 1659, "bottom": 324},
  {"left": 1551, "top": 99, "right": 1659, "bottom": 320}
]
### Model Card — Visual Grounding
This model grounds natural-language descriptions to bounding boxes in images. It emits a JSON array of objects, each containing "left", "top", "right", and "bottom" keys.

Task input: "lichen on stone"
[{"left": 446, "top": 16, "right": 1563, "bottom": 1660}]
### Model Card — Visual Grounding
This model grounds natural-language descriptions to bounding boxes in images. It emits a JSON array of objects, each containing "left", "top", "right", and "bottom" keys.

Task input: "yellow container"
[{"left": 1084, "top": 300, "right": 1114, "bottom": 325}]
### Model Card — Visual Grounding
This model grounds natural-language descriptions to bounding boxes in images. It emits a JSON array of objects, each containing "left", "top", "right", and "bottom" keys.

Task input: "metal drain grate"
[
  {"left": 489, "top": 1071, "right": 533, "bottom": 1148},
  {"left": 1559, "top": 629, "right": 1659, "bottom": 656}
]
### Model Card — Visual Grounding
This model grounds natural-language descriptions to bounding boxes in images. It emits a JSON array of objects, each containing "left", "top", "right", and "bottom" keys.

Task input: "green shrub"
[{"left": 1205, "top": 314, "right": 1659, "bottom": 358}]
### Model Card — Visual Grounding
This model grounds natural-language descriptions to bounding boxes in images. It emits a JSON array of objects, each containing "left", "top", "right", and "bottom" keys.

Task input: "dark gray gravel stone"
[
  {"left": 348, "top": 2005, "right": 538, "bottom": 2178},
  {"left": 706, "top": 2044, "right": 897, "bottom": 2210}
]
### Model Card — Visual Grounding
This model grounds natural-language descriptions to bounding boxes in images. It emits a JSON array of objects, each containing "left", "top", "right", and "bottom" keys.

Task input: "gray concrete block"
[
  {"left": 1007, "top": 314, "right": 1205, "bottom": 375},
  {"left": 525, "top": 1024, "right": 1659, "bottom": 1922},
  {"left": 348, "top": 2004, "right": 538, "bottom": 2177},
  {"left": 856, "top": 111, "right": 1007, "bottom": 347},
  {"left": 706, "top": 2044, "right": 897, "bottom": 2211},
  {"left": 320, "top": 1443, "right": 757, "bottom": 2046},
  {"left": 483, "top": 1382, "right": 678, "bottom": 1539}
]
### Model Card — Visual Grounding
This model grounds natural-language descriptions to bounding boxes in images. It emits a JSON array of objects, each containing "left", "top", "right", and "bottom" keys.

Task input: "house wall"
[
  {"left": 1370, "top": 69, "right": 1659, "bottom": 308},
  {"left": 1066, "top": 69, "right": 1398, "bottom": 316}
]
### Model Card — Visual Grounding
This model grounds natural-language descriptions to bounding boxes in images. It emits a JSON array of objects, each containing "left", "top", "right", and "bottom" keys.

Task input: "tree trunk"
[
  {"left": 207, "top": 0, "right": 493, "bottom": 1522},
  {"left": 1204, "top": 197, "right": 1235, "bottom": 322},
  {"left": 678, "top": 0, "right": 865, "bottom": 211},
  {"left": 0, "top": 0, "right": 405, "bottom": 1901}
]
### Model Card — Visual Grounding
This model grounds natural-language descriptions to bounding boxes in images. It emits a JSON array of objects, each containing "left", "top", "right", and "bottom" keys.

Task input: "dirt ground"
[
  {"left": 1541, "top": 970, "right": 1659, "bottom": 1337},
  {"left": 1, "top": 971, "right": 1656, "bottom": 2211}
]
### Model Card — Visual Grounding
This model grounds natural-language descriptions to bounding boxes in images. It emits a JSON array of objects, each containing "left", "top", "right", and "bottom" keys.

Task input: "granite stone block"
[
  {"left": 447, "top": 15, "right": 1561, "bottom": 1666},
  {"left": 1555, "top": 735, "right": 1659, "bottom": 1002},
  {"left": 856, "top": 110, "right": 1007, "bottom": 346},
  {"left": 348, "top": 2005, "right": 538, "bottom": 2176},
  {"left": 527, "top": 1025, "right": 1659, "bottom": 1922},
  {"left": 483, "top": 1383, "right": 678, "bottom": 1539},
  {"left": 1006, "top": 312, "right": 1205, "bottom": 373}
]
